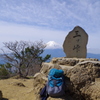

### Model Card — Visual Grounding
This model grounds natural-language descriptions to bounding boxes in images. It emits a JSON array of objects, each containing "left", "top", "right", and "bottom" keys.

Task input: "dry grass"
[{"left": 0, "top": 79, "right": 36, "bottom": 100}]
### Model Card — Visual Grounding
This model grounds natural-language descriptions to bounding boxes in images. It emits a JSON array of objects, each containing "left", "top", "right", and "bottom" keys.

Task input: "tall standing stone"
[{"left": 63, "top": 26, "right": 88, "bottom": 58}]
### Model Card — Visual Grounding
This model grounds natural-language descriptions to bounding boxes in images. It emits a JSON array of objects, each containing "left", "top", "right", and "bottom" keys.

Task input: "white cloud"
[
  {"left": 0, "top": 21, "right": 100, "bottom": 54},
  {"left": 0, "top": 0, "right": 99, "bottom": 30},
  {"left": 0, "top": 0, "right": 100, "bottom": 53},
  {"left": 0, "top": 21, "right": 67, "bottom": 47}
]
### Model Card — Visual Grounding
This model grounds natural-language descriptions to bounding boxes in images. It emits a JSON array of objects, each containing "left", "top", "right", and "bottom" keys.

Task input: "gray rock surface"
[{"left": 63, "top": 26, "right": 88, "bottom": 58}]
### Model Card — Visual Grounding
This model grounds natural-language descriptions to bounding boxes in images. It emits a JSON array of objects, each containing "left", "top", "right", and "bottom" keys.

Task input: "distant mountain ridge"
[
  {"left": 0, "top": 49, "right": 100, "bottom": 64},
  {"left": 45, "top": 41, "right": 100, "bottom": 60},
  {"left": 0, "top": 58, "right": 5, "bottom": 64},
  {"left": 46, "top": 41, "right": 62, "bottom": 49},
  {"left": 43, "top": 48, "right": 100, "bottom": 61}
]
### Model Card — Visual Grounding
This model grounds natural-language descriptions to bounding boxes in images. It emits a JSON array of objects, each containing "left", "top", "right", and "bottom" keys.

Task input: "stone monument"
[{"left": 63, "top": 26, "right": 88, "bottom": 58}]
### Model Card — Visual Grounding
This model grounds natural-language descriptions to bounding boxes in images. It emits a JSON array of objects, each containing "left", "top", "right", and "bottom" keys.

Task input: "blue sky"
[{"left": 0, "top": 0, "right": 100, "bottom": 53}]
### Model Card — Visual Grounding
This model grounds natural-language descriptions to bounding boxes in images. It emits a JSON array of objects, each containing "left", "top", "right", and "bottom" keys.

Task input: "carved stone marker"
[{"left": 63, "top": 26, "right": 88, "bottom": 58}]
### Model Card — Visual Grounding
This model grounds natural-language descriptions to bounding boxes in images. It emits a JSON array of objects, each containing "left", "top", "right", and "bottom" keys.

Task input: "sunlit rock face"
[{"left": 33, "top": 57, "right": 100, "bottom": 100}]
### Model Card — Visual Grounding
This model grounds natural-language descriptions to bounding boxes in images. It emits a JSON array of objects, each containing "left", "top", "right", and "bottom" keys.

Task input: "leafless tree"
[{"left": 0, "top": 40, "right": 50, "bottom": 77}]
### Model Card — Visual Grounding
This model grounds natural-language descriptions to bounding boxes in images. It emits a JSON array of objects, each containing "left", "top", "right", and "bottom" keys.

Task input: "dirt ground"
[
  {"left": 1, "top": 78, "right": 100, "bottom": 100},
  {"left": 0, "top": 79, "right": 36, "bottom": 100}
]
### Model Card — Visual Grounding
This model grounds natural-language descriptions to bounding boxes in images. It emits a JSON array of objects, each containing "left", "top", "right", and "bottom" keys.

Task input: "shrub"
[{"left": 0, "top": 64, "right": 10, "bottom": 79}]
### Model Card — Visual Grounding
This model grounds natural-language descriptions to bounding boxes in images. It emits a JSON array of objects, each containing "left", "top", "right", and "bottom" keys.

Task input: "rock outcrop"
[{"left": 33, "top": 57, "right": 100, "bottom": 100}]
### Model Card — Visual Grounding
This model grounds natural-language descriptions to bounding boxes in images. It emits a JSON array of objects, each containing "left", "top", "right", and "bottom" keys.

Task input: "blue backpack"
[{"left": 46, "top": 68, "right": 65, "bottom": 97}]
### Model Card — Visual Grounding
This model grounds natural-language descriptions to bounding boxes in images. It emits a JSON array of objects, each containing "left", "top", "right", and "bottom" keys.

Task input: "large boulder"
[
  {"left": 33, "top": 58, "right": 100, "bottom": 100},
  {"left": 67, "top": 61, "right": 100, "bottom": 100},
  {"left": 68, "top": 61, "right": 100, "bottom": 88},
  {"left": 80, "top": 78, "right": 100, "bottom": 100}
]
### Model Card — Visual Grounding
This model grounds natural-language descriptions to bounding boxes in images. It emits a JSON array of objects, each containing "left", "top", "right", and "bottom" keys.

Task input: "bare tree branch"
[{"left": 1, "top": 40, "right": 50, "bottom": 77}]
